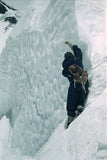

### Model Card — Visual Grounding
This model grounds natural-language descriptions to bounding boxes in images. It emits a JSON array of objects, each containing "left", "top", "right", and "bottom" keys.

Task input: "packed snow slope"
[{"left": 0, "top": 0, "right": 107, "bottom": 160}]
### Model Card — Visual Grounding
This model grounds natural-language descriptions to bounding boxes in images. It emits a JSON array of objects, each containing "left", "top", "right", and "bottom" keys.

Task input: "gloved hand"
[{"left": 65, "top": 41, "right": 73, "bottom": 49}]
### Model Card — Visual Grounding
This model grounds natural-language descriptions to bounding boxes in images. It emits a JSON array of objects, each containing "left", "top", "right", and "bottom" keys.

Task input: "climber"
[{"left": 62, "top": 41, "right": 89, "bottom": 128}]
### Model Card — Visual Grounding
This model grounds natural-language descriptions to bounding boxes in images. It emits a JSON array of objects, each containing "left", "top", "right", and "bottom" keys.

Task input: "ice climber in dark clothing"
[{"left": 62, "top": 41, "right": 89, "bottom": 128}]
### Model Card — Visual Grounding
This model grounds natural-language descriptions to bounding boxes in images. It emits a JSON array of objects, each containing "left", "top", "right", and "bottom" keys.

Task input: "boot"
[
  {"left": 77, "top": 105, "right": 84, "bottom": 115},
  {"left": 67, "top": 116, "right": 74, "bottom": 128}
]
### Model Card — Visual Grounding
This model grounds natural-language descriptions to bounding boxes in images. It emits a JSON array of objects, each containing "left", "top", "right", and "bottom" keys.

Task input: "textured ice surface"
[
  {"left": 0, "top": 0, "right": 106, "bottom": 159},
  {"left": 0, "top": 0, "right": 79, "bottom": 157}
]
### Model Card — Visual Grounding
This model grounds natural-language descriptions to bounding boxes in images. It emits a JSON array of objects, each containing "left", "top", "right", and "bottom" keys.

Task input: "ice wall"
[
  {"left": 0, "top": 0, "right": 80, "bottom": 157},
  {"left": 76, "top": 0, "right": 106, "bottom": 102},
  {"left": 63, "top": 1, "right": 107, "bottom": 159}
]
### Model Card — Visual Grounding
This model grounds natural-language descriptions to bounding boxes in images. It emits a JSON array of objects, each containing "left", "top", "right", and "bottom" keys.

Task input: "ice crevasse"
[{"left": 0, "top": 0, "right": 106, "bottom": 160}]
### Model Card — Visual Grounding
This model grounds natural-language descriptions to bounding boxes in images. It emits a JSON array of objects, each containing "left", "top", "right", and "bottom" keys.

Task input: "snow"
[
  {"left": 0, "top": 19, "right": 12, "bottom": 53},
  {"left": 0, "top": 116, "right": 10, "bottom": 160},
  {"left": 0, "top": 0, "right": 107, "bottom": 160}
]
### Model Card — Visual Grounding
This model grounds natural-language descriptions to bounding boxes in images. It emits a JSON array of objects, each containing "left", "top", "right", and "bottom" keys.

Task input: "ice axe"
[{"left": 65, "top": 41, "right": 76, "bottom": 59}]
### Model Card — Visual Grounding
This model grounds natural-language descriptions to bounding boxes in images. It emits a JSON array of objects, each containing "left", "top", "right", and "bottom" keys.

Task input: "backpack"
[{"left": 68, "top": 64, "right": 88, "bottom": 85}]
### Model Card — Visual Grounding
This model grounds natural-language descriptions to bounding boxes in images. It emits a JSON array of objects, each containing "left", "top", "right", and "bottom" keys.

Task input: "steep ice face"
[
  {"left": 0, "top": 0, "right": 106, "bottom": 159},
  {"left": 76, "top": 0, "right": 106, "bottom": 64},
  {"left": 0, "top": 0, "right": 80, "bottom": 157}
]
